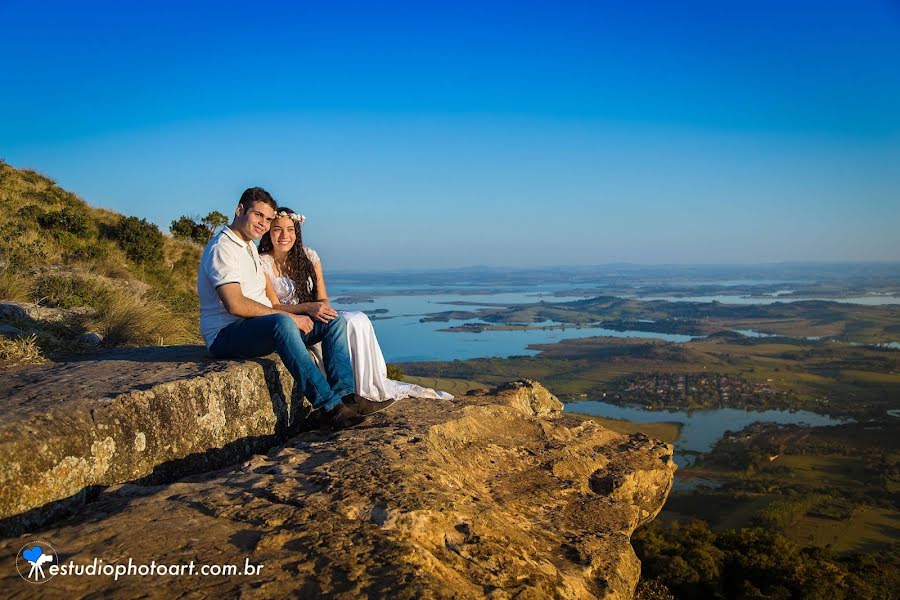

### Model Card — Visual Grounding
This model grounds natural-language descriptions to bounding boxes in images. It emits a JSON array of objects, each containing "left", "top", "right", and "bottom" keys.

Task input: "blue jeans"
[{"left": 209, "top": 313, "right": 354, "bottom": 412}]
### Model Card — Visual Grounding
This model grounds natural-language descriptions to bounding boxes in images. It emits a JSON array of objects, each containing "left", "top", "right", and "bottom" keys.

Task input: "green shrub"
[
  {"left": 387, "top": 364, "right": 405, "bottom": 381},
  {"left": 0, "top": 227, "right": 49, "bottom": 268},
  {"left": 159, "top": 288, "right": 199, "bottom": 314},
  {"left": 107, "top": 216, "right": 165, "bottom": 265},
  {"left": 30, "top": 273, "right": 108, "bottom": 309},
  {"left": 38, "top": 207, "right": 90, "bottom": 235},
  {"left": 17, "top": 205, "right": 44, "bottom": 221}
]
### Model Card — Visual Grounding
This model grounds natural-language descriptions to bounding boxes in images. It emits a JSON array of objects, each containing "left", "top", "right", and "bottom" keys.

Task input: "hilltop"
[{"left": 0, "top": 161, "right": 203, "bottom": 367}]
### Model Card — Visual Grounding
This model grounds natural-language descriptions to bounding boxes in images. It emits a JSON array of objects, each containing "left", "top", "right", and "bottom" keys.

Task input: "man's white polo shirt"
[{"left": 197, "top": 226, "right": 272, "bottom": 348}]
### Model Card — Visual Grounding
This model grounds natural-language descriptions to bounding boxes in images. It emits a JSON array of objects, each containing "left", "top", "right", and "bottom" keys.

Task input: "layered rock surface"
[
  {"left": 0, "top": 346, "right": 307, "bottom": 534},
  {"left": 1, "top": 349, "right": 675, "bottom": 599}
]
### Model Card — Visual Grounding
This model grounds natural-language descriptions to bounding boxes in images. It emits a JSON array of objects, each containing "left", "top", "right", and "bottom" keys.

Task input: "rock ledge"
[{"left": 1, "top": 361, "right": 674, "bottom": 598}]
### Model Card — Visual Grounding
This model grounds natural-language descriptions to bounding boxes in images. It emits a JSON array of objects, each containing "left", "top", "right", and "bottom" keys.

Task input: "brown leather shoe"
[
  {"left": 324, "top": 402, "right": 366, "bottom": 429},
  {"left": 342, "top": 393, "right": 397, "bottom": 416}
]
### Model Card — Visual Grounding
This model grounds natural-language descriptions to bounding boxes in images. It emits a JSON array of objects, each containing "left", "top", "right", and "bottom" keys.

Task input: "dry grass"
[
  {"left": 83, "top": 288, "right": 195, "bottom": 346},
  {"left": 0, "top": 334, "right": 46, "bottom": 367},
  {"left": 0, "top": 268, "right": 30, "bottom": 302}
]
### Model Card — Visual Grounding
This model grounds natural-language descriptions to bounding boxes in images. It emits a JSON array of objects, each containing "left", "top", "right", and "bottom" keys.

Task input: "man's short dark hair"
[{"left": 238, "top": 187, "right": 277, "bottom": 211}]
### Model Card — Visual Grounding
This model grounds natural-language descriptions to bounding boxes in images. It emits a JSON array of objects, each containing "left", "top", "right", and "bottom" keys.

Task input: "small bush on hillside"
[
  {"left": 0, "top": 223, "right": 50, "bottom": 269},
  {"left": 160, "top": 288, "right": 199, "bottom": 314},
  {"left": 387, "top": 364, "right": 405, "bottom": 381},
  {"left": 30, "top": 273, "right": 108, "bottom": 309},
  {"left": 68, "top": 240, "right": 132, "bottom": 280},
  {"left": 106, "top": 216, "right": 165, "bottom": 265},
  {"left": 37, "top": 207, "right": 91, "bottom": 236},
  {"left": 17, "top": 205, "right": 44, "bottom": 222}
]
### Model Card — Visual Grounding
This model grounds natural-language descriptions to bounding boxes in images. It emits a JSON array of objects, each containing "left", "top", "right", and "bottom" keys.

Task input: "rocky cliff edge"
[{"left": 0, "top": 348, "right": 675, "bottom": 599}]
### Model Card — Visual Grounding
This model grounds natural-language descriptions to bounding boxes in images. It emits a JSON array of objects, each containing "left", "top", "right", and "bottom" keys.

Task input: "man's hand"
[
  {"left": 307, "top": 301, "right": 338, "bottom": 323},
  {"left": 291, "top": 313, "right": 314, "bottom": 334}
]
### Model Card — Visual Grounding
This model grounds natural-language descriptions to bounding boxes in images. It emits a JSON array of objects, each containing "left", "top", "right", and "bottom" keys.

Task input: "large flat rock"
[
  {"left": 0, "top": 380, "right": 675, "bottom": 599},
  {"left": 0, "top": 346, "right": 309, "bottom": 534}
]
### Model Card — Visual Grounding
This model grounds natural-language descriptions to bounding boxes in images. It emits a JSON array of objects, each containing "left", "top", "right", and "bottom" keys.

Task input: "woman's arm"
[
  {"left": 314, "top": 260, "right": 329, "bottom": 302},
  {"left": 272, "top": 299, "right": 335, "bottom": 320},
  {"left": 300, "top": 257, "right": 337, "bottom": 322},
  {"left": 264, "top": 273, "right": 280, "bottom": 308},
  {"left": 264, "top": 272, "right": 322, "bottom": 317}
]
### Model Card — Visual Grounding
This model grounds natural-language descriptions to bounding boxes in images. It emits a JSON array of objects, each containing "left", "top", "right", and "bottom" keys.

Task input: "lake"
[
  {"left": 639, "top": 294, "right": 900, "bottom": 306},
  {"left": 328, "top": 284, "right": 898, "bottom": 361},
  {"left": 563, "top": 400, "right": 850, "bottom": 468},
  {"left": 329, "top": 289, "right": 695, "bottom": 362}
]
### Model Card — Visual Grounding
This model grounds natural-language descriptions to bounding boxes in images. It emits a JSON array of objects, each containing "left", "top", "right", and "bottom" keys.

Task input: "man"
[{"left": 197, "top": 187, "right": 364, "bottom": 428}]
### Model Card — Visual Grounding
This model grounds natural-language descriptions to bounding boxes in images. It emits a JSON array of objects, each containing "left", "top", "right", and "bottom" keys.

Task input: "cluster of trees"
[
  {"left": 634, "top": 520, "right": 897, "bottom": 599},
  {"left": 170, "top": 212, "right": 228, "bottom": 245}
]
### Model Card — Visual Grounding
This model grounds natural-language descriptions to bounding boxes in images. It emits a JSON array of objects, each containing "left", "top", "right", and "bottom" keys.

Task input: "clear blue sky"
[{"left": 2, "top": 0, "right": 899, "bottom": 269}]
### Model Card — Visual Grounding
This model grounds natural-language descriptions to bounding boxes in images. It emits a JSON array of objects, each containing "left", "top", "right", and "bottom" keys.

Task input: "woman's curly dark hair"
[{"left": 258, "top": 207, "right": 318, "bottom": 304}]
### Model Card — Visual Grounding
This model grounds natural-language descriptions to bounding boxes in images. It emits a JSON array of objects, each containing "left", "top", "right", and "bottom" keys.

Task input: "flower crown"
[{"left": 275, "top": 210, "right": 306, "bottom": 225}]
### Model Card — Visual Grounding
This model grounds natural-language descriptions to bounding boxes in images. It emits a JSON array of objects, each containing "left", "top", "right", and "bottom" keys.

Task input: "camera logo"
[{"left": 16, "top": 541, "right": 58, "bottom": 583}]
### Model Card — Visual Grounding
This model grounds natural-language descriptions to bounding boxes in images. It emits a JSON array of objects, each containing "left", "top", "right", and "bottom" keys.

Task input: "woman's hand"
[
  {"left": 290, "top": 313, "right": 314, "bottom": 334},
  {"left": 308, "top": 302, "right": 338, "bottom": 323}
]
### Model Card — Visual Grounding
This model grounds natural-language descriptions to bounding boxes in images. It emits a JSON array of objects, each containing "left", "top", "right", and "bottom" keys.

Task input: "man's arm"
[
  {"left": 217, "top": 282, "right": 278, "bottom": 317},
  {"left": 217, "top": 283, "right": 314, "bottom": 333}
]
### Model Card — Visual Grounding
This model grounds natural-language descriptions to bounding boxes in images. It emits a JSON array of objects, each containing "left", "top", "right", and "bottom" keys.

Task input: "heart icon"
[{"left": 23, "top": 546, "right": 42, "bottom": 563}]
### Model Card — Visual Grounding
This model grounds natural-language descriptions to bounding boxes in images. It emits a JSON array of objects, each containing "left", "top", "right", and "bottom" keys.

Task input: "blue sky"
[{"left": 2, "top": 0, "right": 899, "bottom": 269}]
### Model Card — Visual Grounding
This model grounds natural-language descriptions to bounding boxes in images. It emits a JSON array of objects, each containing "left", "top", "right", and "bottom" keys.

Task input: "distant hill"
[{"left": 0, "top": 161, "right": 203, "bottom": 366}]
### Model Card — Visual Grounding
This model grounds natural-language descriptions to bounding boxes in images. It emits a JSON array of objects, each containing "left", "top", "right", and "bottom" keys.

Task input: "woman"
[{"left": 259, "top": 207, "right": 452, "bottom": 403}]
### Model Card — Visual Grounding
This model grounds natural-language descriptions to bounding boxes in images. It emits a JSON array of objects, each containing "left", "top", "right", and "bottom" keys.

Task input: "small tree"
[
  {"left": 202, "top": 211, "right": 228, "bottom": 234},
  {"left": 170, "top": 216, "right": 209, "bottom": 245},
  {"left": 111, "top": 216, "right": 165, "bottom": 265}
]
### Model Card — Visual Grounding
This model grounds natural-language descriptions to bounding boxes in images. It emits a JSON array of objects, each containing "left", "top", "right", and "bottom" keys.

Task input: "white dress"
[{"left": 261, "top": 250, "right": 452, "bottom": 402}]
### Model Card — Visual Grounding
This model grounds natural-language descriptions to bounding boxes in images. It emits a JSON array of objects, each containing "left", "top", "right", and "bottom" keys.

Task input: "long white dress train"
[{"left": 261, "top": 251, "right": 453, "bottom": 402}]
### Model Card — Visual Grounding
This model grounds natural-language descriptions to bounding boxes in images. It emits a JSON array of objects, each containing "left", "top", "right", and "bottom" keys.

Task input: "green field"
[
  {"left": 790, "top": 506, "right": 899, "bottom": 553},
  {"left": 573, "top": 413, "right": 682, "bottom": 444}
]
